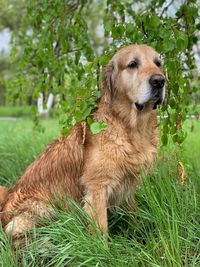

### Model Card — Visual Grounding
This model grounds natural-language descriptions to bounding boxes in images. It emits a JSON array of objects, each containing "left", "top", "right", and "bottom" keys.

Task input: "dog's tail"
[{"left": 0, "top": 186, "right": 9, "bottom": 211}]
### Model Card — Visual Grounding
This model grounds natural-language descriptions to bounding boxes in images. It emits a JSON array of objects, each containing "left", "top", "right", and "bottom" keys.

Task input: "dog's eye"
[
  {"left": 154, "top": 60, "right": 161, "bottom": 67},
  {"left": 127, "top": 60, "right": 138, "bottom": 69}
]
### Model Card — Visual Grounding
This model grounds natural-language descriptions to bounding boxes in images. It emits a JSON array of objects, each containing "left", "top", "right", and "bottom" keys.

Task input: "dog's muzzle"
[{"left": 135, "top": 74, "right": 165, "bottom": 111}]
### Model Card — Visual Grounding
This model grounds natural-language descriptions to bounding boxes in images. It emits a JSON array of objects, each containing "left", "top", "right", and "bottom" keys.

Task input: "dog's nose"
[{"left": 149, "top": 74, "right": 165, "bottom": 88}]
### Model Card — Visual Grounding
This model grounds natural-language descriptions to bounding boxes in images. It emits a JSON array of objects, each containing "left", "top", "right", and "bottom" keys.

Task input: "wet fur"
[{"left": 0, "top": 44, "right": 164, "bottom": 239}]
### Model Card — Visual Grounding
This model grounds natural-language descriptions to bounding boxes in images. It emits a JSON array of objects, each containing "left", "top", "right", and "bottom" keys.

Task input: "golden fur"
[{"left": 0, "top": 44, "right": 165, "bottom": 238}]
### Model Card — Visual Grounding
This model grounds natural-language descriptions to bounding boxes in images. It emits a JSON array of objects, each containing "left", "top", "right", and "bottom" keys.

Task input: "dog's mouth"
[
  {"left": 135, "top": 97, "right": 163, "bottom": 111},
  {"left": 152, "top": 97, "right": 163, "bottom": 110}
]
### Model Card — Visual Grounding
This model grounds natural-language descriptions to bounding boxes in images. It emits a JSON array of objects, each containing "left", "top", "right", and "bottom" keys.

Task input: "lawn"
[
  {"left": 0, "top": 118, "right": 200, "bottom": 267},
  {"left": 0, "top": 106, "right": 33, "bottom": 118}
]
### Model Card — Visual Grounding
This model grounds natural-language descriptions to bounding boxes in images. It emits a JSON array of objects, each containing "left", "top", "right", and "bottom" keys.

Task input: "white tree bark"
[{"left": 37, "top": 92, "right": 54, "bottom": 117}]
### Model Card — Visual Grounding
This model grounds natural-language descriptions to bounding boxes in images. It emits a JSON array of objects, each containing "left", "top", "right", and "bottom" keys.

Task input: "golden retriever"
[{"left": 0, "top": 44, "right": 165, "bottom": 240}]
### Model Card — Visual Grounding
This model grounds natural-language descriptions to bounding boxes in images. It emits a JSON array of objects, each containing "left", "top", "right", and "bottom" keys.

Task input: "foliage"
[
  {"left": 6, "top": 0, "right": 200, "bottom": 142},
  {"left": 0, "top": 0, "right": 27, "bottom": 105},
  {"left": 0, "top": 119, "right": 200, "bottom": 266},
  {"left": 0, "top": 0, "right": 26, "bottom": 31}
]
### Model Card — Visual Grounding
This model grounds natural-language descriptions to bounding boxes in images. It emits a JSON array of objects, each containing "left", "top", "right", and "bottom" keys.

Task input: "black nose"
[{"left": 149, "top": 74, "right": 165, "bottom": 88}]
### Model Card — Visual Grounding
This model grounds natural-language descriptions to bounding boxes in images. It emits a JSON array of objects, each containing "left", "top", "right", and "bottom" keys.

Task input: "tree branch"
[{"left": 160, "top": 0, "right": 174, "bottom": 17}]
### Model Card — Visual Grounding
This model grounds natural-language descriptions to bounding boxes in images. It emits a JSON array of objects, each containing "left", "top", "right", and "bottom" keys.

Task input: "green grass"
[
  {"left": 0, "top": 105, "right": 60, "bottom": 118},
  {"left": 0, "top": 106, "right": 33, "bottom": 117},
  {"left": 0, "top": 119, "right": 200, "bottom": 267}
]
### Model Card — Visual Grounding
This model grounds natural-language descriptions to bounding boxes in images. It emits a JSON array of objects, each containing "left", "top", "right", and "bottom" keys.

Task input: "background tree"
[
  {"left": 3, "top": 0, "right": 200, "bottom": 142},
  {"left": 0, "top": 0, "right": 26, "bottom": 105}
]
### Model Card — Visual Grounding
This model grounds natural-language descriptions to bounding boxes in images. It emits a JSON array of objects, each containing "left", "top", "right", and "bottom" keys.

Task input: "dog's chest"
[
  {"left": 82, "top": 123, "right": 158, "bottom": 208},
  {"left": 84, "top": 127, "right": 157, "bottom": 183},
  {"left": 99, "top": 128, "right": 157, "bottom": 170}
]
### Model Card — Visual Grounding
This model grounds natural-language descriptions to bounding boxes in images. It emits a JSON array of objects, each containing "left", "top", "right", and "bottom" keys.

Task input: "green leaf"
[
  {"left": 62, "top": 128, "right": 70, "bottom": 136},
  {"left": 149, "top": 16, "right": 160, "bottom": 28},
  {"left": 163, "top": 38, "right": 176, "bottom": 52},
  {"left": 82, "top": 107, "right": 92, "bottom": 120},
  {"left": 169, "top": 98, "right": 176, "bottom": 109},
  {"left": 176, "top": 36, "right": 188, "bottom": 51},
  {"left": 90, "top": 122, "right": 107, "bottom": 134},
  {"left": 161, "top": 133, "right": 168, "bottom": 145},
  {"left": 126, "top": 23, "right": 134, "bottom": 35},
  {"left": 87, "top": 116, "right": 93, "bottom": 125},
  {"left": 104, "top": 20, "right": 112, "bottom": 33}
]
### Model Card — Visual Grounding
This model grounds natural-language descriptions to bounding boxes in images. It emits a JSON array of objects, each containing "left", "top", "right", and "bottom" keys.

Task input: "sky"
[{"left": 0, "top": 28, "right": 11, "bottom": 53}]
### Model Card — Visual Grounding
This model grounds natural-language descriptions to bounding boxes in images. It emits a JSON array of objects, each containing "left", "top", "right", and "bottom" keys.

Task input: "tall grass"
[{"left": 0, "top": 119, "right": 199, "bottom": 267}]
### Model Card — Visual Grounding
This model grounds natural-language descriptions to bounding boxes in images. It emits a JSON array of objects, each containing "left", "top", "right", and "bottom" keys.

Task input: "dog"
[
  {"left": 0, "top": 186, "right": 8, "bottom": 211},
  {"left": 0, "top": 44, "right": 165, "bottom": 240}
]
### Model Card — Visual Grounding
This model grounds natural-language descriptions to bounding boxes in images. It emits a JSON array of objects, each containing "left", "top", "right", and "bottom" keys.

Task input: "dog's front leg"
[{"left": 84, "top": 187, "right": 108, "bottom": 237}]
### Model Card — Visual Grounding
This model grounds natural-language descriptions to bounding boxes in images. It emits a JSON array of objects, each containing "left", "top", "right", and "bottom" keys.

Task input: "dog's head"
[{"left": 102, "top": 44, "right": 165, "bottom": 111}]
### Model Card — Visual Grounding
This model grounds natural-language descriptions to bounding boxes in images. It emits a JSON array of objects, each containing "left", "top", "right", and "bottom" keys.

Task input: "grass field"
[
  {"left": 0, "top": 106, "right": 33, "bottom": 118},
  {"left": 0, "top": 118, "right": 200, "bottom": 267}
]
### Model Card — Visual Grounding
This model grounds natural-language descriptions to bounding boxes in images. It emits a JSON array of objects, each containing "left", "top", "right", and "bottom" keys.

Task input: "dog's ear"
[{"left": 101, "top": 61, "right": 115, "bottom": 103}]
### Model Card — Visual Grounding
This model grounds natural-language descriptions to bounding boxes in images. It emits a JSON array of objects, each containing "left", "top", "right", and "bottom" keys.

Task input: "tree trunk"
[{"left": 37, "top": 93, "right": 54, "bottom": 117}]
